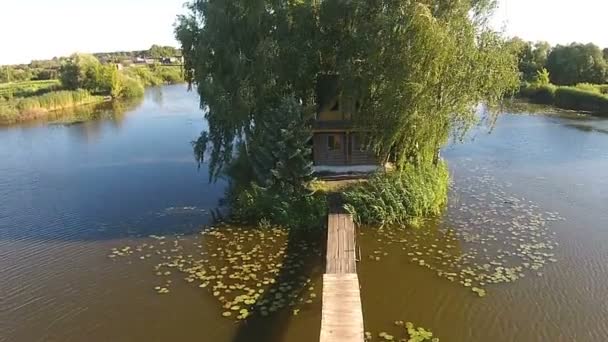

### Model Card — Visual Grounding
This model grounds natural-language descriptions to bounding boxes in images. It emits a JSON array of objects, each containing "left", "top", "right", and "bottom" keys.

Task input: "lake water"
[{"left": 1, "top": 85, "right": 607, "bottom": 341}]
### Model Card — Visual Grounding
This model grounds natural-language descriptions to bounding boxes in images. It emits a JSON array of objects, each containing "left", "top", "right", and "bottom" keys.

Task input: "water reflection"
[
  {"left": 0, "top": 85, "right": 225, "bottom": 243},
  {"left": 2, "top": 94, "right": 608, "bottom": 341},
  {"left": 150, "top": 86, "right": 164, "bottom": 107}
]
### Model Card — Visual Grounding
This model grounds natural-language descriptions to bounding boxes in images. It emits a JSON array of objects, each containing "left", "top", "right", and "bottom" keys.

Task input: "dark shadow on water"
[
  {"left": 230, "top": 225, "right": 325, "bottom": 342},
  {"left": 564, "top": 123, "right": 608, "bottom": 135},
  {"left": 0, "top": 206, "right": 228, "bottom": 243}
]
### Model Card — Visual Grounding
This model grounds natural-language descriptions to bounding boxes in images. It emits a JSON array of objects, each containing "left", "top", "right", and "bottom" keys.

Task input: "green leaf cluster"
[
  {"left": 224, "top": 96, "right": 327, "bottom": 229},
  {"left": 175, "top": 0, "right": 519, "bottom": 176},
  {"left": 343, "top": 162, "right": 449, "bottom": 226}
]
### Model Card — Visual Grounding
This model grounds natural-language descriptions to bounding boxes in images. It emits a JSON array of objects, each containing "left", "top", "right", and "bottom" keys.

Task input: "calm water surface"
[{"left": 1, "top": 87, "right": 607, "bottom": 341}]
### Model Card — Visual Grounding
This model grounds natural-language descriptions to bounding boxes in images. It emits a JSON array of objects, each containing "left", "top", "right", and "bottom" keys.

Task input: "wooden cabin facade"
[{"left": 312, "top": 76, "right": 378, "bottom": 169}]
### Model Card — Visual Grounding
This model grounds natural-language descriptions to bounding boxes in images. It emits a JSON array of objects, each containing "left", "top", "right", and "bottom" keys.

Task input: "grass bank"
[
  {"left": 0, "top": 65, "right": 185, "bottom": 125},
  {"left": 123, "top": 65, "right": 184, "bottom": 86},
  {"left": 519, "top": 83, "right": 608, "bottom": 115},
  {"left": 0, "top": 80, "right": 61, "bottom": 99},
  {"left": 0, "top": 89, "right": 105, "bottom": 124},
  {"left": 342, "top": 162, "right": 449, "bottom": 226}
]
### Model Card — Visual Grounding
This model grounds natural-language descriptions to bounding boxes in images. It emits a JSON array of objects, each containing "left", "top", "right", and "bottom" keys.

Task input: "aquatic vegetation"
[
  {"left": 109, "top": 223, "right": 323, "bottom": 321},
  {"left": 360, "top": 167, "right": 562, "bottom": 297},
  {"left": 344, "top": 162, "right": 449, "bottom": 226},
  {"left": 0, "top": 89, "right": 104, "bottom": 124},
  {"left": 367, "top": 322, "right": 439, "bottom": 342}
]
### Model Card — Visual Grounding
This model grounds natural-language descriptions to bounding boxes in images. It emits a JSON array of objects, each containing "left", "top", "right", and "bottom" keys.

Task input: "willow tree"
[{"left": 176, "top": 0, "right": 518, "bottom": 178}]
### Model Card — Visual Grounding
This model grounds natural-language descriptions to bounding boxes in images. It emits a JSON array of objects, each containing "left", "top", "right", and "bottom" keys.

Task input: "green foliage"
[
  {"left": 520, "top": 82, "right": 608, "bottom": 115},
  {"left": 0, "top": 80, "right": 61, "bottom": 99},
  {"left": 0, "top": 65, "right": 35, "bottom": 83},
  {"left": 176, "top": 0, "right": 519, "bottom": 177},
  {"left": 534, "top": 68, "right": 551, "bottom": 86},
  {"left": 404, "top": 322, "right": 438, "bottom": 342},
  {"left": 59, "top": 54, "right": 118, "bottom": 94},
  {"left": 248, "top": 96, "right": 314, "bottom": 189},
  {"left": 343, "top": 162, "right": 449, "bottom": 226},
  {"left": 519, "top": 83, "right": 557, "bottom": 104},
  {"left": 221, "top": 97, "right": 326, "bottom": 229},
  {"left": 509, "top": 39, "right": 551, "bottom": 82},
  {"left": 229, "top": 183, "right": 328, "bottom": 230},
  {"left": 116, "top": 75, "right": 145, "bottom": 98},
  {"left": 554, "top": 87, "right": 608, "bottom": 114},
  {"left": 148, "top": 45, "right": 180, "bottom": 59},
  {"left": 0, "top": 89, "right": 103, "bottom": 124},
  {"left": 545, "top": 43, "right": 608, "bottom": 85},
  {"left": 59, "top": 54, "right": 152, "bottom": 99},
  {"left": 598, "top": 85, "right": 608, "bottom": 95},
  {"left": 123, "top": 66, "right": 163, "bottom": 86},
  {"left": 575, "top": 83, "right": 602, "bottom": 93},
  {"left": 0, "top": 97, "right": 19, "bottom": 121},
  {"left": 123, "top": 65, "right": 184, "bottom": 87},
  {"left": 155, "top": 66, "right": 184, "bottom": 84}
]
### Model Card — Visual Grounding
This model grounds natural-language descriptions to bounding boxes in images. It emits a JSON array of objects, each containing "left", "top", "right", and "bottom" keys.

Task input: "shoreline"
[
  {"left": 0, "top": 82, "right": 186, "bottom": 126},
  {"left": 0, "top": 96, "right": 108, "bottom": 126}
]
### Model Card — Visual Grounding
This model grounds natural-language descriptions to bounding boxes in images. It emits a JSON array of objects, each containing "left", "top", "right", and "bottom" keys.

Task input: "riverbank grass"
[
  {"left": 0, "top": 80, "right": 61, "bottom": 99},
  {"left": 0, "top": 89, "right": 104, "bottom": 124},
  {"left": 343, "top": 162, "right": 449, "bottom": 226},
  {"left": 519, "top": 82, "right": 608, "bottom": 115}
]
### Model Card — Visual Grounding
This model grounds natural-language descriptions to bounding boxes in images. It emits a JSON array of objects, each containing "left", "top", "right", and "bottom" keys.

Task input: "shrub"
[
  {"left": 219, "top": 96, "right": 326, "bottom": 229},
  {"left": 118, "top": 76, "right": 145, "bottom": 98},
  {"left": 157, "top": 66, "right": 184, "bottom": 84},
  {"left": 534, "top": 68, "right": 551, "bottom": 86},
  {"left": 597, "top": 84, "right": 608, "bottom": 95},
  {"left": 124, "top": 66, "right": 163, "bottom": 86},
  {"left": 518, "top": 83, "right": 556, "bottom": 104},
  {"left": 554, "top": 87, "right": 608, "bottom": 113},
  {"left": 343, "top": 162, "right": 449, "bottom": 226},
  {"left": 229, "top": 182, "right": 328, "bottom": 230},
  {"left": 575, "top": 83, "right": 602, "bottom": 93}
]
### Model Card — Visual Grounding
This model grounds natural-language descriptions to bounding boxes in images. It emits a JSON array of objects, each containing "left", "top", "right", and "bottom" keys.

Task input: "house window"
[{"left": 327, "top": 134, "right": 342, "bottom": 151}]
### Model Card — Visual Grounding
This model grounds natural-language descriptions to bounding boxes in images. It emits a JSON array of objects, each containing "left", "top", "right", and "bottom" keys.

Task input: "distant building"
[{"left": 161, "top": 57, "right": 183, "bottom": 65}]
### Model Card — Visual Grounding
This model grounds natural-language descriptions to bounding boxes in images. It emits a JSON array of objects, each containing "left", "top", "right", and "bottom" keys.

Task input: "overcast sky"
[{"left": 1, "top": 0, "right": 607, "bottom": 65}]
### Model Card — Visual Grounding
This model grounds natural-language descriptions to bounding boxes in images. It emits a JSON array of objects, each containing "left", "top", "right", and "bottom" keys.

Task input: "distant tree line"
[
  {"left": 510, "top": 38, "right": 608, "bottom": 85},
  {"left": 0, "top": 45, "right": 181, "bottom": 84},
  {"left": 93, "top": 45, "right": 181, "bottom": 63}
]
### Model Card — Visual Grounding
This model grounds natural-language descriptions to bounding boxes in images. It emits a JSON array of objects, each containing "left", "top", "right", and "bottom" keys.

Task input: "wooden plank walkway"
[
  {"left": 320, "top": 213, "right": 364, "bottom": 342},
  {"left": 326, "top": 213, "right": 357, "bottom": 274}
]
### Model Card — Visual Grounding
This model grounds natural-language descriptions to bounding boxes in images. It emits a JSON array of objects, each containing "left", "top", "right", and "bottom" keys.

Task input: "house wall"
[
  {"left": 313, "top": 133, "right": 377, "bottom": 166},
  {"left": 313, "top": 133, "right": 347, "bottom": 165},
  {"left": 318, "top": 110, "right": 344, "bottom": 121},
  {"left": 350, "top": 149, "right": 377, "bottom": 165},
  {"left": 350, "top": 133, "right": 377, "bottom": 165}
]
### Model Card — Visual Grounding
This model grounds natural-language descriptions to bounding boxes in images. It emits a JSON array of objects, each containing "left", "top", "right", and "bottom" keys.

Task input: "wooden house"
[{"left": 311, "top": 75, "right": 380, "bottom": 173}]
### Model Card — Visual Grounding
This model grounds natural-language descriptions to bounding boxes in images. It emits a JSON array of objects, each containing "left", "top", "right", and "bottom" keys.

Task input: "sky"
[
  {"left": 491, "top": 0, "right": 607, "bottom": 47},
  {"left": 0, "top": 0, "right": 186, "bottom": 65},
  {"left": 1, "top": 0, "right": 607, "bottom": 65}
]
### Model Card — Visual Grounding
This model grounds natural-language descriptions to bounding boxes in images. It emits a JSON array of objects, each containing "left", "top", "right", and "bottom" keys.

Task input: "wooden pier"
[{"left": 320, "top": 213, "right": 364, "bottom": 342}]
